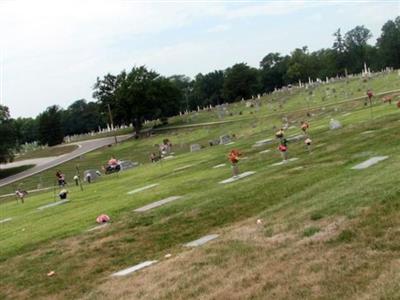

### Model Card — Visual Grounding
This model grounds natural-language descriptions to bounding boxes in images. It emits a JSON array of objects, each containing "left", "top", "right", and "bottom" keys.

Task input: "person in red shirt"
[{"left": 228, "top": 149, "right": 241, "bottom": 177}]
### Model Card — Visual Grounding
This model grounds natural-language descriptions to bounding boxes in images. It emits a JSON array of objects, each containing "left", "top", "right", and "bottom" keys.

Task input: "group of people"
[{"left": 150, "top": 138, "right": 173, "bottom": 163}]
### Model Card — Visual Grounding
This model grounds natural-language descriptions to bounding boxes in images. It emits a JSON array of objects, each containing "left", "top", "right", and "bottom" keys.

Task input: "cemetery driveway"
[{"left": 0, "top": 134, "right": 133, "bottom": 188}]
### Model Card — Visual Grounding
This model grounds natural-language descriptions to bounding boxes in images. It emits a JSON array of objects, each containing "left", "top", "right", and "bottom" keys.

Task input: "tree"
[
  {"left": 95, "top": 66, "right": 181, "bottom": 135},
  {"left": 168, "top": 75, "right": 193, "bottom": 111},
  {"left": 0, "top": 105, "right": 17, "bottom": 163},
  {"left": 13, "top": 117, "right": 39, "bottom": 144},
  {"left": 377, "top": 17, "right": 400, "bottom": 69},
  {"left": 223, "top": 63, "right": 260, "bottom": 101},
  {"left": 37, "top": 105, "right": 64, "bottom": 146},
  {"left": 191, "top": 70, "right": 224, "bottom": 108},
  {"left": 62, "top": 99, "right": 106, "bottom": 136},
  {"left": 259, "top": 53, "right": 289, "bottom": 92},
  {"left": 344, "top": 25, "right": 373, "bottom": 73}
]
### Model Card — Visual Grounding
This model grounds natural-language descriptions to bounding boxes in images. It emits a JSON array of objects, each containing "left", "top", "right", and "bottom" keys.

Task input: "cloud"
[{"left": 208, "top": 24, "right": 231, "bottom": 33}]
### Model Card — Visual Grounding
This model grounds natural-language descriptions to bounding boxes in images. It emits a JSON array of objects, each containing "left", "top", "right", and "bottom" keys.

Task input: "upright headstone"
[
  {"left": 190, "top": 144, "right": 201, "bottom": 152},
  {"left": 219, "top": 135, "right": 231, "bottom": 145}
]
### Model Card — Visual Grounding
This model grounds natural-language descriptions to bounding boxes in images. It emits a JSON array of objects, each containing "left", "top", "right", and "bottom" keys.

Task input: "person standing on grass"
[{"left": 228, "top": 149, "right": 241, "bottom": 177}]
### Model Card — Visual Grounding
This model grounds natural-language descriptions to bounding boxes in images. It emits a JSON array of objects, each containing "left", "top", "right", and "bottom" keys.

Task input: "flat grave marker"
[
  {"left": 219, "top": 171, "right": 256, "bottom": 184},
  {"left": 224, "top": 142, "right": 235, "bottom": 146},
  {"left": 190, "top": 144, "right": 201, "bottom": 152},
  {"left": 271, "top": 158, "right": 299, "bottom": 166},
  {"left": 184, "top": 234, "right": 219, "bottom": 247},
  {"left": 127, "top": 183, "right": 159, "bottom": 195},
  {"left": 259, "top": 149, "right": 271, "bottom": 154},
  {"left": 361, "top": 130, "right": 375, "bottom": 135},
  {"left": 134, "top": 196, "right": 183, "bottom": 212},
  {"left": 163, "top": 155, "right": 175, "bottom": 160},
  {"left": 351, "top": 156, "right": 388, "bottom": 170},
  {"left": 87, "top": 223, "right": 109, "bottom": 232},
  {"left": 174, "top": 164, "right": 193, "bottom": 172},
  {"left": 0, "top": 217, "right": 12, "bottom": 224},
  {"left": 37, "top": 199, "right": 69, "bottom": 210},
  {"left": 213, "top": 163, "right": 226, "bottom": 169},
  {"left": 111, "top": 260, "right": 158, "bottom": 277}
]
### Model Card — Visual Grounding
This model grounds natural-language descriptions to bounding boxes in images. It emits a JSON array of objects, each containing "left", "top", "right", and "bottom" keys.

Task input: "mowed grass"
[
  {"left": 0, "top": 165, "right": 35, "bottom": 180},
  {"left": 14, "top": 144, "right": 78, "bottom": 161},
  {"left": 0, "top": 74, "right": 399, "bottom": 299}
]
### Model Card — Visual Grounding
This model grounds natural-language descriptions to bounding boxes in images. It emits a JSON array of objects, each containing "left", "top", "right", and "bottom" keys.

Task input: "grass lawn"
[
  {"left": 0, "top": 72, "right": 399, "bottom": 299},
  {"left": 14, "top": 144, "right": 79, "bottom": 161},
  {"left": 0, "top": 165, "right": 35, "bottom": 180}
]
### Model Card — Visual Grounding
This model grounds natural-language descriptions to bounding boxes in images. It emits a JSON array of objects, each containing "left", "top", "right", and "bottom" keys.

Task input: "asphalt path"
[{"left": 0, "top": 134, "right": 132, "bottom": 188}]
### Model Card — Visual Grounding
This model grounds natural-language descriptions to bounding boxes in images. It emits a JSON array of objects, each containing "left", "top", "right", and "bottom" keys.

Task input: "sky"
[{"left": 0, "top": 0, "right": 399, "bottom": 118}]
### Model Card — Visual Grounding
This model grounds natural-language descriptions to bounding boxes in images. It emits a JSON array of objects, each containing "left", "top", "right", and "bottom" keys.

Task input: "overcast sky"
[{"left": 0, "top": 0, "right": 399, "bottom": 118}]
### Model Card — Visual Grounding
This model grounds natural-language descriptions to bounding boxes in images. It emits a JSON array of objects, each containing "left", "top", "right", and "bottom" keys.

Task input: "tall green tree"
[
  {"left": 377, "top": 17, "right": 400, "bottom": 69},
  {"left": 37, "top": 105, "right": 64, "bottom": 146},
  {"left": 344, "top": 25, "right": 373, "bottom": 73},
  {"left": 95, "top": 66, "right": 181, "bottom": 135},
  {"left": 223, "top": 63, "right": 260, "bottom": 102},
  {"left": 0, "top": 105, "right": 17, "bottom": 163}
]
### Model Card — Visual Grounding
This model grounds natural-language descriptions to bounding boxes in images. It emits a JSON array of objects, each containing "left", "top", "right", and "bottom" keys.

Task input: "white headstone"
[
  {"left": 219, "top": 171, "right": 256, "bottom": 184},
  {"left": 351, "top": 156, "right": 388, "bottom": 170},
  {"left": 190, "top": 144, "right": 201, "bottom": 152},
  {"left": 134, "top": 196, "right": 183, "bottom": 212},
  {"left": 111, "top": 261, "right": 157, "bottom": 277},
  {"left": 37, "top": 200, "right": 69, "bottom": 210},
  {"left": 184, "top": 234, "right": 219, "bottom": 247},
  {"left": 127, "top": 184, "right": 159, "bottom": 195}
]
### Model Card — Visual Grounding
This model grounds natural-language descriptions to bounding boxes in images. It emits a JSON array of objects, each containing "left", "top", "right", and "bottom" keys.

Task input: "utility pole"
[{"left": 107, "top": 104, "right": 118, "bottom": 144}]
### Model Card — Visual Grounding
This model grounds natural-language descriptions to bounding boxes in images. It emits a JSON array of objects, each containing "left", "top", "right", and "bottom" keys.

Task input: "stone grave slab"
[
  {"left": 87, "top": 223, "right": 109, "bottom": 232},
  {"left": 271, "top": 158, "right": 299, "bottom": 166},
  {"left": 219, "top": 171, "right": 256, "bottom": 184},
  {"left": 190, "top": 144, "right": 201, "bottom": 152},
  {"left": 213, "top": 163, "right": 226, "bottom": 169},
  {"left": 219, "top": 135, "right": 231, "bottom": 145},
  {"left": 184, "top": 234, "right": 219, "bottom": 247},
  {"left": 174, "top": 164, "right": 193, "bottom": 172},
  {"left": 83, "top": 169, "right": 101, "bottom": 182},
  {"left": 351, "top": 156, "right": 388, "bottom": 170},
  {"left": 259, "top": 149, "right": 271, "bottom": 154},
  {"left": 361, "top": 130, "right": 375, "bottom": 135},
  {"left": 163, "top": 155, "right": 175, "bottom": 160},
  {"left": 0, "top": 217, "right": 12, "bottom": 224},
  {"left": 342, "top": 112, "right": 352, "bottom": 117},
  {"left": 134, "top": 196, "right": 183, "bottom": 212},
  {"left": 253, "top": 138, "right": 273, "bottom": 147},
  {"left": 111, "top": 260, "right": 158, "bottom": 277},
  {"left": 127, "top": 183, "right": 159, "bottom": 195},
  {"left": 287, "top": 134, "right": 304, "bottom": 142},
  {"left": 37, "top": 199, "right": 69, "bottom": 210},
  {"left": 120, "top": 160, "right": 139, "bottom": 171},
  {"left": 224, "top": 142, "right": 235, "bottom": 146}
]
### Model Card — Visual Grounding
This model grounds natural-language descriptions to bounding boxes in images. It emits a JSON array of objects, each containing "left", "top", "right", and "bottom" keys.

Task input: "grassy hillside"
[{"left": 0, "top": 72, "right": 399, "bottom": 299}]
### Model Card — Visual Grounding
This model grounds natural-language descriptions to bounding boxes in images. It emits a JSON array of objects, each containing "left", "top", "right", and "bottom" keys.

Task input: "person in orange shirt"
[{"left": 300, "top": 121, "right": 309, "bottom": 135}]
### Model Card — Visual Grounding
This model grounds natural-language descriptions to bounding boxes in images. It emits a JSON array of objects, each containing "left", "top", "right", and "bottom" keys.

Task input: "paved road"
[{"left": 0, "top": 134, "right": 133, "bottom": 188}]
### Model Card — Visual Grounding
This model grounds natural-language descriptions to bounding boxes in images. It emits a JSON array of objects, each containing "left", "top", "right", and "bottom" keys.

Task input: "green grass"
[
  {"left": 15, "top": 144, "right": 78, "bottom": 161},
  {"left": 0, "top": 165, "right": 35, "bottom": 180},
  {"left": 0, "top": 72, "right": 399, "bottom": 299}
]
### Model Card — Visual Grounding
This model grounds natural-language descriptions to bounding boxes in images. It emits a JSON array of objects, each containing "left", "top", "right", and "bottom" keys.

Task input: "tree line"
[{"left": 0, "top": 17, "right": 399, "bottom": 163}]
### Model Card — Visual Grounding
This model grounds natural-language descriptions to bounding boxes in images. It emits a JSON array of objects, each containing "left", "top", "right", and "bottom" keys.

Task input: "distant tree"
[
  {"left": 93, "top": 72, "right": 126, "bottom": 125},
  {"left": 259, "top": 53, "right": 289, "bottom": 92},
  {"left": 168, "top": 75, "right": 193, "bottom": 111},
  {"left": 37, "top": 105, "right": 64, "bottom": 146},
  {"left": 223, "top": 63, "right": 260, "bottom": 101},
  {"left": 0, "top": 105, "right": 17, "bottom": 163},
  {"left": 13, "top": 117, "right": 39, "bottom": 144},
  {"left": 62, "top": 99, "right": 106, "bottom": 136},
  {"left": 377, "top": 17, "right": 400, "bottom": 69},
  {"left": 95, "top": 66, "right": 181, "bottom": 135},
  {"left": 191, "top": 70, "right": 224, "bottom": 108},
  {"left": 332, "top": 28, "right": 347, "bottom": 75},
  {"left": 344, "top": 25, "right": 373, "bottom": 73},
  {"left": 285, "top": 47, "right": 313, "bottom": 83}
]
